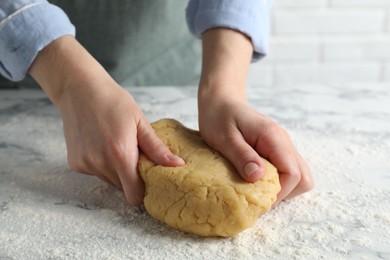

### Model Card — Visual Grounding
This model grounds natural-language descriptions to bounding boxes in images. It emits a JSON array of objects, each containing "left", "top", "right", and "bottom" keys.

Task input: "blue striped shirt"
[{"left": 0, "top": 0, "right": 271, "bottom": 82}]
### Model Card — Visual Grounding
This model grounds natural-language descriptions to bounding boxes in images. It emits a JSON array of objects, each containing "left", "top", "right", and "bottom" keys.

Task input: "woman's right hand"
[
  {"left": 29, "top": 36, "right": 184, "bottom": 205},
  {"left": 58, "top": 82, "right": 184, "bottom": 205}
]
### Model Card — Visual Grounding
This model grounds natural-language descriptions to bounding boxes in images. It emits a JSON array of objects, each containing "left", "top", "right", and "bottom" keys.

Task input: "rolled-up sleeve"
[
  {"left": 0, "top": 0, "right": 75, "bottom": 81},
  {"left": 186, "top": 0, "right": 272, "bottom": 61}
]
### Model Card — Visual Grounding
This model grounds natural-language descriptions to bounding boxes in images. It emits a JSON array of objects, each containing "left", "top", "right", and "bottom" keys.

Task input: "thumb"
[
  {"left": 137, "top": 119, "right": 185, "bottom": 167},
  {"left": 217, "top": 130, "right": 265, "bottom": 182}
]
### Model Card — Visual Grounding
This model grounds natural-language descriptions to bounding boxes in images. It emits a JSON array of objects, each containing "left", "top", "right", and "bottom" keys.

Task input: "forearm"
[
  {"left": 199, "top": 28, "right": 253, "bottom": 102},
  {"left": 28, "top": 35, "right": 116, "bottom": 106}
]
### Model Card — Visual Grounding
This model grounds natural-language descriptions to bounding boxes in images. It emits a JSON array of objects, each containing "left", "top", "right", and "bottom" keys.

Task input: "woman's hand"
[
  {"left": 58, "top": 83, "right": 184, "bottom": 205},
  {"left": 29, "top": 36, "right": 184, "bottom": 205},
  {"left": 198, "top": 92, "right": 313, "bottom": 204},
  {"left": 199, "top": 28, "right": 314, "bottom": 204}
]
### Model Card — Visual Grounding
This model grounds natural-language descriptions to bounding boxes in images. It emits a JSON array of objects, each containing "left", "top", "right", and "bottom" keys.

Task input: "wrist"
[
  {"left": 198, "top": 82, "right": 247, "bottom": 106},
  {"left": 199, "top": 28, "right": 253, "bottom": 105},
  {"left": 29, "top": 36, "right": 115, "bottom": 106}
]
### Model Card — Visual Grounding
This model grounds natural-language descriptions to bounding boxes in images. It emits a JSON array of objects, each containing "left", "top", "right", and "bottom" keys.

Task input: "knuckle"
[
  {"left": 299, "top": 160, "right": 315, "bottom": 192},
  {"left": 236, "top": 148, "right": 255, "bottom": 166},
  {"left": 289, "top": 167, "right": 302, "bottom": 183},
  {"left": 225, "top": 139, "right": 256, "bottom": 169},
  {"left": 267, "top": 120, "right": 289, "bottom": 138},
  {"left": 263, "top": 118, "right": 278, "bottom": 131},
  {"left": 149, "top": 141, "right": 167, "bottom": 156},
  {"left": 276, "top": 125, "right": 289, "bottom": 138},
  {"left": 301, "top": 174, "right": 315, "bottom": 192}
]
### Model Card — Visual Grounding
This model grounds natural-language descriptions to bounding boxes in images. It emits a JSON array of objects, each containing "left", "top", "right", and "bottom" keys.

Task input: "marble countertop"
[{"left": 0, "top": 84, "right": 389, "bottom": 259}]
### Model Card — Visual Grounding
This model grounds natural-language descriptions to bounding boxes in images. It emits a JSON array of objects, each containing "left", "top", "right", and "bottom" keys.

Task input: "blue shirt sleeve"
[
  {"left": 0, "top": 0, "right": 75, "bottom": 81},
  {"left": 186, "top": 0, "right": 272, "bottom": 62}
]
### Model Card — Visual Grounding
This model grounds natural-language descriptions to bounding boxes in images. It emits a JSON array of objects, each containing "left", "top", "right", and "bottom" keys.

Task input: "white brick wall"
[
  {"left": 383, "top": 63, "right": 390, "bottom": 81},
  {"left": 249, "top": 0, "right": 390, "bottom": 86}
]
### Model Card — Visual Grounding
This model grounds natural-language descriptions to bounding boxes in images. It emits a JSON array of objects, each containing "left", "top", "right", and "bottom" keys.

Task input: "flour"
[
  {"left": 374, "top": 213, "right": 390, "bottom": 224},
  {"left": 1, "top": 124, "right": 390, "bottom": 260},
  {"left": 1, "top": 87, "right": 390, "bottom": 259},
  {"left": 3, "top": 167, "right": 387, "bottom": 260}
]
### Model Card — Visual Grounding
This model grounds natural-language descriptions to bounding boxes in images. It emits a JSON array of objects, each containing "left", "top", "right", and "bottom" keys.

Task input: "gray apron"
[{"left": 0, "top": 0, "right": 200, "bottom": 88}]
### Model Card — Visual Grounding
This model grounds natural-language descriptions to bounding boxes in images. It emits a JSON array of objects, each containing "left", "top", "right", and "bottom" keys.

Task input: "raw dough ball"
[{"left": 138, "top": 119, "right": 280, "bottom": 237}]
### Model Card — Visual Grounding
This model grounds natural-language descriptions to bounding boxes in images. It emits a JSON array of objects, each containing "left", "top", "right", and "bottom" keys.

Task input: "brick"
[
  {"left": 324, "top": 36, "right": 390, "bottom": 60},
  {"left": 273, "top": 10, "right": 385, "bottom": 34},
  {"left": 330, "top": 0, "right": 390, "bottom": 7},
  {"left": 273, "top": 0, "right": 328, "bottom": 8},
  {"left": 267, "top": 37, "right": 320, "bottom": 62},
  {"left": 273, "top": 62, "right": 381, "bottom": 85},
  {"left": 247, "top": 64, "right": 273, "bottom": 86}
]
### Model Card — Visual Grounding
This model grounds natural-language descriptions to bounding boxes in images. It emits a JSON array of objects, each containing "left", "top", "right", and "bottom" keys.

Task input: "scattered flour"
[
  {"left": 1, "top": 87, "right": 389, "bottom": 259},
  {"left": 3, "top": 162, "right": 389, "bottom": 260}
]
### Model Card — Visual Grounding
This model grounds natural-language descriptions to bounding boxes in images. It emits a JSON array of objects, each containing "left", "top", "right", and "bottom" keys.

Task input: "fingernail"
[
  {"left": 167, "top": 154, "right": 185, "bottom": 164},
  {"left": 243, "top": 162, "right": 260, "bottom": 179}
]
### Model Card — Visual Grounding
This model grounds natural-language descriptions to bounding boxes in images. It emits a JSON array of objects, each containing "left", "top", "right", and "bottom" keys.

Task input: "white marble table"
[{"left": 0, "top": 84, "right": 389, "bottom": 259}]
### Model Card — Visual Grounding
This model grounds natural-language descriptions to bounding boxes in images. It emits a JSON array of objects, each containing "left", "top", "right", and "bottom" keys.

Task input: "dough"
[{"left": 138, "top": 119, "right": 280, "bottom": 237}]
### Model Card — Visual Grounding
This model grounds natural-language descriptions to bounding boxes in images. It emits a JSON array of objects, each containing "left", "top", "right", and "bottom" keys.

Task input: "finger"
[
  {"left": 97, "top": 171, "right": 123, "bottom": 190},
  {"left": 97, "top": 175, "right": 122, "bottom": 190},
  {"left": 81, "top": 154, "right": 123, "bottom": 189},
  {"left": 270, "top": 148, "right": 301, "bottom": 205},
  {"left": 137, "top": 119, "right": 185, "bottom": 167},
  {"left": 114, "top": 146, "right": 145, "bottom": 206},
  {"left": 217, "top": 129, "right": 265, "bottom": 182},
  {"left": 285, "top": 152, "right": 314, "bottom": 200}
]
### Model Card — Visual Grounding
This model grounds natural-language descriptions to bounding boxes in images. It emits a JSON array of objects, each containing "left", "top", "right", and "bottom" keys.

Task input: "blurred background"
[
  {"left": 248, "top": 0, "right": 390, "bottom": 87},
  {"left": 1, "top": 0, "right": 390, "bottom": 88}
]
